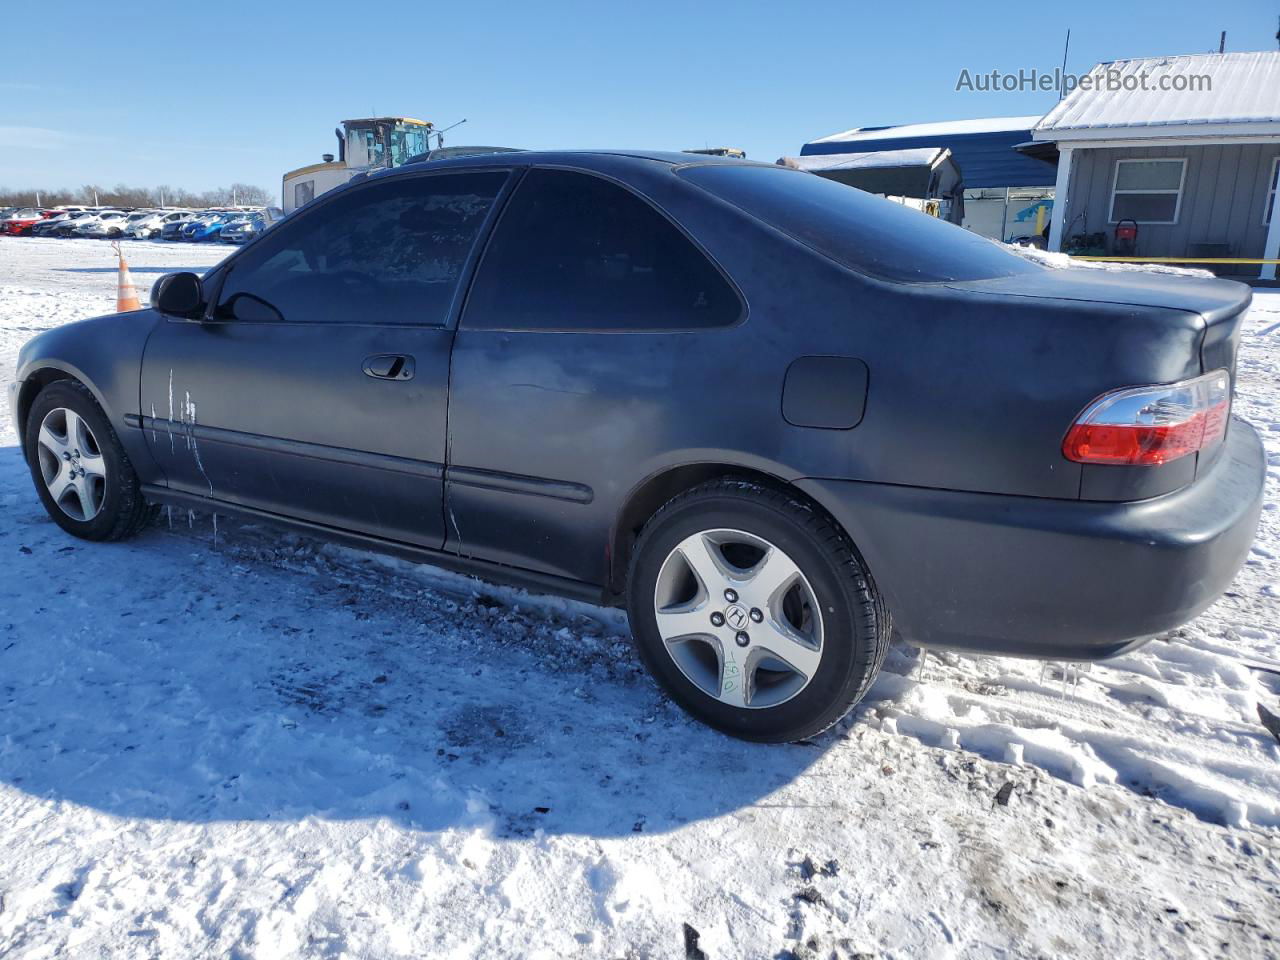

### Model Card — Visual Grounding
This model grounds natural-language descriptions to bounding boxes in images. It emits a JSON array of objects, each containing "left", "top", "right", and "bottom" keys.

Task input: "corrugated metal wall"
[{"left": 1063, "top": 143, "right": 1279, "bottom": 260}]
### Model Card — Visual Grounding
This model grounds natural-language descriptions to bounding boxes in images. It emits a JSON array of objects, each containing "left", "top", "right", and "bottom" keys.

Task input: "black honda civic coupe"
[{"left": 10, "top": 151, "right": 1265, "bottom": 742}]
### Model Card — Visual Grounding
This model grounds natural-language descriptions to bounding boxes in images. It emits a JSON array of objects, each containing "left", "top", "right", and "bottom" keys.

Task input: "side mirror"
[{"left": 151, "top": 272, "right": 204, "bottom": 317}]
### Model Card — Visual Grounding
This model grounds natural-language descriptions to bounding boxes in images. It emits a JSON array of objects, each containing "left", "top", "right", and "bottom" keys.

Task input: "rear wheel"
[
  {"left": 626, "top": 479, "right": 890, "bottom": 742},
  {"left": 24, "top": 380, "right": 154, "bottom": 541}
]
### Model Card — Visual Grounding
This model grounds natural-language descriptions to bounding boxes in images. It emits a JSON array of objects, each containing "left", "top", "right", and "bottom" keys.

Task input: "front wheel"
[
  {"left": 626, "top": 479, "right": 890, "bottom": 742},
  {"left": 24, "top": 380, "right": 154, "bottom": 541}
]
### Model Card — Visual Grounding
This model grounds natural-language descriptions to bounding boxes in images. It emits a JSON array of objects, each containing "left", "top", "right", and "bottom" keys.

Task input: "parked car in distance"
[
  {"left": 160, "top": 214, "right": 199, "bottom": 241},
  {"left": 8, "top": 150, "right": 1265, "bottom": 743},
  {"left": 78, "top": 211, "right": 131, "bottom": 238},
  {"left": 85, "top": 211, "right": 150, "bottom": 239},
  {"left": 51, "top": 212, "right": 104, "bottom": 237},
  {"left": 0, "top": 208, "right": 58, "bottom": 236},
  {"left": 178, "top": 214, "right": 217, "bottom": 241},
  {"left": 191, "top": 214, "right": 235, "bottom": 242},
  {"left": 219, "top": 213, "right": 265, "bottom": 244},
  {"left": 31, "top": 211, "right": 80, "bottom": 237},
  {"left": 126, "top": 210, "right": 191, "bottom": 240},
  {"left": 61, "top": 210, "right": 123, "bottom": 237}
]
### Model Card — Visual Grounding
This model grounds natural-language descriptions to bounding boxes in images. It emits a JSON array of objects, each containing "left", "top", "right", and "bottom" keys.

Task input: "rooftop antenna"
[
  {"left": 1219, "top": 31, "right": 1226, "bottom": 53},
  {"left": 1058, "top": 28, "right": 1071, "bottom": 100},
  {"left": 434, "top": 117, "right": 468, "bottom": 150}
]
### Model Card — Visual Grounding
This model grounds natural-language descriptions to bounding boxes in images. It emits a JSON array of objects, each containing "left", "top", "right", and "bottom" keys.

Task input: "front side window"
[
  {"left": 463, "top": 168, "right": 741, "bottom": 331},
  {"left": 1109, "top": 158, "right": 1186, "bottom": 224},
  {"left": 216, "top": 171, "right": 507, "bottom": 325},
  {"left": 294, "top": 180, "right": 315, "bottom": 208}
]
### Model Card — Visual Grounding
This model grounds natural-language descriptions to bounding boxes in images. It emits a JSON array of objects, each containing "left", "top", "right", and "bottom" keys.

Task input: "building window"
[
  {"left": 1109, "top": 158, "right": 1186, "bottom": 224},
  {"left": 1265, "top": 157, "right": 1279, "bottom": 227}
]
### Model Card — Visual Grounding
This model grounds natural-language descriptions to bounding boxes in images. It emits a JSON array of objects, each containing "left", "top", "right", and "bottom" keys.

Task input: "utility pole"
[
  {"left": 1219, "top": 31, "right": 1226, "bottom": 53},
  {"left": 1059, "top": 29, "right": 1071, "bottom": 100}
]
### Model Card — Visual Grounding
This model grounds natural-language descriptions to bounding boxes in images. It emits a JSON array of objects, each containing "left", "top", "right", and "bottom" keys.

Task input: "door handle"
[{"left": 363, "top": 354, "right": 415, "bottom": 381}]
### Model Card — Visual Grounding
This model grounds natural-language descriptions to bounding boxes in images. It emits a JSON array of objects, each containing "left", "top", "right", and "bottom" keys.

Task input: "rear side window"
[
  {"left": 678, "top": 163, "right": 1042, "bottom": 283},
  {"left": 463, "top": 169, "right": 741, "bottom": 331},
  {"left": 217, "top": 171, "right": 506, "bottom": 325}
]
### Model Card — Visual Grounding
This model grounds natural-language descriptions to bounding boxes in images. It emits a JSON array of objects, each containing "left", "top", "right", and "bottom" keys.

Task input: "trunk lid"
[{"left": 945, "top": 268, "right": 1252, "bottom": 379}]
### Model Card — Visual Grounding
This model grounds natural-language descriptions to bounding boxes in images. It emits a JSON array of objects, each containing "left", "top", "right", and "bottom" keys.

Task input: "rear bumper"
[{"left": 798, "top": 417, "right": 1265, "bottom": 660}]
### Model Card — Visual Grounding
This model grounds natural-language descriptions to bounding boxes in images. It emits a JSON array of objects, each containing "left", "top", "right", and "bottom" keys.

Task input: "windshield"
[
  {"left": 678, "top": 163, "right": 1043, "bottom": 284},
  {"left": 389, "top": 124, "right": 431, "bottom": 166}
]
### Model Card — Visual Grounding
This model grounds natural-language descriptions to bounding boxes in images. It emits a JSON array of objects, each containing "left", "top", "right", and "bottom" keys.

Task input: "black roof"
[{"left": 357, "top": 148, "right": 761, "bottom": 186}]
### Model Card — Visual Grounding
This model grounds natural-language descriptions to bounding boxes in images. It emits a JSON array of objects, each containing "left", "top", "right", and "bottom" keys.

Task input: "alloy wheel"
[
  {"left": 653, "top": 528, "right": 824, "bottom": 709},
  {"left": 36, "top": 407, "right": 107, "bottom": 521}
]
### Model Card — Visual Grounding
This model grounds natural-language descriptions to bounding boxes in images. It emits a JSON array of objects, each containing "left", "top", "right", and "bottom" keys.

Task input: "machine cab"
[
  {"left": 342, "top": 117, "right": 434, "bottom": 170},
  {"left": 281, "top": 116, "right": 434, "bottom": 213}
]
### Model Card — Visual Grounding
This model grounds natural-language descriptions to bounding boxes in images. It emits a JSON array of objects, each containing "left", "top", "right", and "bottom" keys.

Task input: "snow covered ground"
[{"left": 1, "top": 237, "right": 1279, "bottom": 959}]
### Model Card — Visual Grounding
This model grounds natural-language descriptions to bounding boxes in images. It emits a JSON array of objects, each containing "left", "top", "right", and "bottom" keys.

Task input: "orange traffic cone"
[{"left": 113, "top": 242, "right": 141, "bottom": 312}]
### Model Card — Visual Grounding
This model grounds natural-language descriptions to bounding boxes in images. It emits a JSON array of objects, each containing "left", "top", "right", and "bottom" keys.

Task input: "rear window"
[{"left": 678, "top": 163, "right": 1042, "bottom": 283}]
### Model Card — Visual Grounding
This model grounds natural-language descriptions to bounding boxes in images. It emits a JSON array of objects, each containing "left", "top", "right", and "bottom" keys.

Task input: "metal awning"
[{"left": 779, "top": 147, "right": 962, "bottom": 200}]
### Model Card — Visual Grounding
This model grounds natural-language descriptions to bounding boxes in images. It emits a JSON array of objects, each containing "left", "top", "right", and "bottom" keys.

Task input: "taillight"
[{"left": 1063, "top": 369, "right": 1230, "bottom": 466}]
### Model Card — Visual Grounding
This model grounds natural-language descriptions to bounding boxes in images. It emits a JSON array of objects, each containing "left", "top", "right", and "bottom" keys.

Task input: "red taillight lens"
[{"left": 1063, "top": 370, "right": 1231, "bottom": 466}]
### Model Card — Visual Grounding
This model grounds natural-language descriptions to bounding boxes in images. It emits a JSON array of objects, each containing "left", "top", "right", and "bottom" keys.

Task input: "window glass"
[
  {"left": 1114, "top": 160, "right": 1183, "bottom": 191},
  {"left": 678, "top": 163, "right": 1040, "bottom": 283},
  {"left": 389, "top": 124, "right": 430, "bottom": 166},
  {"left": 463, "top": 169, "right": 741, "bottom": 331},
  {"left": 1112, "top": 193, "right": 1179, "bottom": 223},
  {"left": 217, "top": 172, "right": 506, "bottom": 325},
  {"left": 1110, "top": 159, "right": 1184, "bottom": 224}
]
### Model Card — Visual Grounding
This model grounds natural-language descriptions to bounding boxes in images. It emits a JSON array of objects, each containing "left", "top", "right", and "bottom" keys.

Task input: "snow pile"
[
  {"left": 1008, "top": 244, "right": 1218, "bottom": 278},
  {"left": 0, "top": 238, "right": 1278, "bottom": 958}
]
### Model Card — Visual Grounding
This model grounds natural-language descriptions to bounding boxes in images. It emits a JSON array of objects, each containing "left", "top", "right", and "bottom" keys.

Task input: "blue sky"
[{"left": 1, "top": 0, "right": 1276, "bottom": 194}]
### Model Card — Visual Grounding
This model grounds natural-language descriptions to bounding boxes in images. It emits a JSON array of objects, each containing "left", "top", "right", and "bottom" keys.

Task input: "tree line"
[{"left": 0, "top": 183, "right": 275, "bottom": 208}]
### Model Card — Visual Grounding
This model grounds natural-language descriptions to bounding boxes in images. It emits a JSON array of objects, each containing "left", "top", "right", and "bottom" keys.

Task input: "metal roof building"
[
  {"left": 1032, "top": 51, "right": 1280, "bottom": 277},
  {"left": 1035, "top": 52, "right": 1280, "bottom": 138},
  {"left": 801, "top": 116, "right": 1055, "bottom": 189}
]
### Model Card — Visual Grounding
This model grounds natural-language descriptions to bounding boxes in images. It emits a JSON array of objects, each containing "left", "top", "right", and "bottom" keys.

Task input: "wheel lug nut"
[
  {"left": 710, "top": 612, "right": 725, "bottom": 627},
  {"left": 724, "top": 588, "right": 738, "bottom": 603},
  {"left": 735, "top": 631, "right": 750, "bottom": 647},
  {"left": 750, "top": 608, "right": 763, "bottom": 623}
]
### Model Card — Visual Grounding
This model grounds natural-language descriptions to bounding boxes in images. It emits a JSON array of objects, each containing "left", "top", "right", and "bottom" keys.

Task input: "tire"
[
  {"left": 626, "top": 478, "right": 890, "bottom": 743},
  {"left": 24, "top": 380, "right": 154, "bottom": 541}
]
